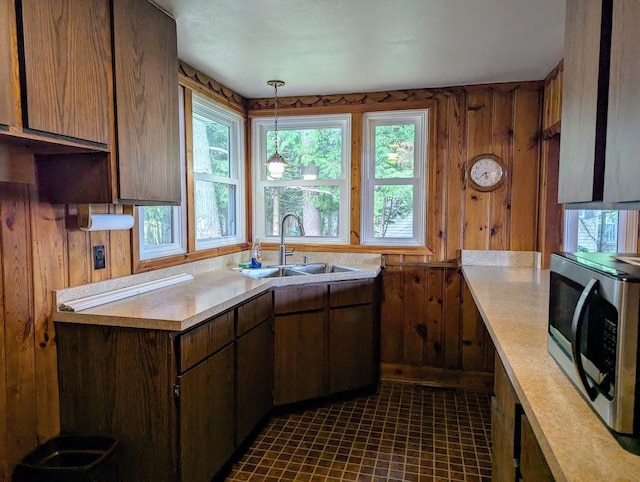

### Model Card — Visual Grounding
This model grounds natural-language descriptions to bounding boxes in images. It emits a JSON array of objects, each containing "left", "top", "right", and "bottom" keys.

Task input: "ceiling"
[{"left": 153, "top": 0, "right": 566, "bottom": 99}]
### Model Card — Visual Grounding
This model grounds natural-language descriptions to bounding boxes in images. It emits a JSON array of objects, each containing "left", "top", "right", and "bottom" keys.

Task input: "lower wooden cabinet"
[
  {"left": 237, "top": 317, "right": 273, "bottom": 443},
  {"left": 274, "top": 311, "right": 326, "bottom": 405},
  {"left": 179, "top": 344, "right": 234, "bottom": 482},
  {"left": 273, "top": 279, "right": 378, "bottom": 406},
  {"left": 56, "top": 291, "right": 273, "bottom": 482},
  {"left": 520, "top": 413, "right": 554, "bottom": 481},
  {"left": 329, "top": 304, "right": 374, "bottom": 393},
  {"left": 492, "top": 356, "right": 519, "bottom": 482},
  {"left": 55, "top": 280, "right": 378, "bottom": 480},
  {"left": 492, "top": 355, "right": 554, "bottom": 482}
]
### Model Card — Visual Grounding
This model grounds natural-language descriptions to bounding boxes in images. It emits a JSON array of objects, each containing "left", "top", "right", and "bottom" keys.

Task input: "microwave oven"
[{"left": 548, "top": 252, "right": 640, "bottom": 453}]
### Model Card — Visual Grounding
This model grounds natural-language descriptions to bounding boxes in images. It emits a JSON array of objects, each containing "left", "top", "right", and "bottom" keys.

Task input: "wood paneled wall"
[
  {"left": 375, "top": 86, "right": 542, "bottom": 384},
  {"left": 0, "top": 184, "right": 130, "bottom": 478},
  {"left": 0, "top": 79, "right": 545, "bottom": 477}
]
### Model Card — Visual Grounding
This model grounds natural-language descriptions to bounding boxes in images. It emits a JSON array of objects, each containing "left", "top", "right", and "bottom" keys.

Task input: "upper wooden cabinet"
[
  {"left": 21, "top": 0, "right": 112, "bottom": 145},
  {"left": 559, "top": 0, "right": 640, "bottom": 205},
  {"left": 603, "top": 1, "right": 640, "bottom": 203},
  {"left": 21, "top": 0, "right": 181, "bottom": 205},
  {"left": 0, "top": 0, "right": 19, "bottom": 128},
  {"left": 112, "top": 0, "right": 180, "bottom": 204},
  {"left": 558, "top": 0, "right": 609, "bottom": 204}
]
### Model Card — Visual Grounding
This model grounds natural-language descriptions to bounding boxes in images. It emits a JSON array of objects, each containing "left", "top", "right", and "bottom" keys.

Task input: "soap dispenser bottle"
[{"left": 251, "top": 239, "right": 262, "bottom": 268}]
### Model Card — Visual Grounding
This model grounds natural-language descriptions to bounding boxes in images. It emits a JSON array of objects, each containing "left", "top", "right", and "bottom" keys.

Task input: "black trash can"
[{"left": 12, "top": 435, "right": 118, "bottom": 482}]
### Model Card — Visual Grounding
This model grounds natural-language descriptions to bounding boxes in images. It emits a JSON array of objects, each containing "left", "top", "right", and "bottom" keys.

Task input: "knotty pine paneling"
[
  {"left": 0, "top": 81, "right": 544, "bottom": 474},
  {"left": 380, "top": 85, "right": 541, "bottom": 383},
  {"left": 0, "top": 181, "right": 132, "bottom": 474}
]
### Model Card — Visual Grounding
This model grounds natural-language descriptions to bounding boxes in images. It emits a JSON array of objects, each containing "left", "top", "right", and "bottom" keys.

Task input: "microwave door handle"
[{"left": 570, "top": 277, "right": 599, "bottom": 401}]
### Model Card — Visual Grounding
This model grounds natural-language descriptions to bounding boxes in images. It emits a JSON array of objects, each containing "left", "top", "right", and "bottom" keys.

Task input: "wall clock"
[{"left": 467, "top": 154, "right": 504, "bottom": 192}]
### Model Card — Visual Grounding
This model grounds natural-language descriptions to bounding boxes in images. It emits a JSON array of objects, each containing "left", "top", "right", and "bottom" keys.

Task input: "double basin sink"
[{"left": 234, "top": 263, "right": 360, "bottom": 279}]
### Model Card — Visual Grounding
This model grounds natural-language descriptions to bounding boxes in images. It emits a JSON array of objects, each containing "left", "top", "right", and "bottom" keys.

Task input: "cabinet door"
[
  {"left": 274, "top": 311, "right": 325, "bottom": 405},
  {"left": 558, "top": 0, "right": 609, "bottom": 203},
  {"left": 604, "top": 1, "right": 640, "bottom": 202},
  {"left": 520, "top": 414, "right": 554, "bottom": 481},
  {"left": 492, "top": 357, "right": 518, "bottom": 482},
  {"left": 329, "top": 305, "right": 374, "bottom": 393},
  {"left": 237, "top": 319, "right": 273, "bottom": 444},
  {"left": 179, "top": 344, "right": 235, "bottom": 482},
  {"left": 0, "top": 0, "right": 19, "bottom": 127},
  {"left": 21, "top": 0, "right": 112, "bottom": 144},
  {"left": 112, "top": 0, "right": 180, "bottom": 204}
]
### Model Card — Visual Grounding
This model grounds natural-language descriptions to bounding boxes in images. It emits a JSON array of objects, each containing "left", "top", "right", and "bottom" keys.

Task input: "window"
[
  {"left": 361, "top": 110, "right": 427, "bottom": 246},
  {"left": 564, "top": 209, "right": 638, "bottom": 253},
  {"left": 192, "top": 93, "right": 245, "bottom": 250},
  {"left": 139, "top": 87, "right": 187, "bottom": 260},
  {"left": 252, "top": 114, "right": 351, "bottom": 244}
]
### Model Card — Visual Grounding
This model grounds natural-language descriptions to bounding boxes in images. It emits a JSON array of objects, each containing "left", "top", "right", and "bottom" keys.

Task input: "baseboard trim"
[{"left": 380, "top": 363, "right": 494, "bottom": 392}]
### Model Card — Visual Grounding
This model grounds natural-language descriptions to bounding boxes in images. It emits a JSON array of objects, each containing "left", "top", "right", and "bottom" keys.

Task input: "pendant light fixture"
[{"left": 265, "top": 80, "right": 286, "bottom": 179}]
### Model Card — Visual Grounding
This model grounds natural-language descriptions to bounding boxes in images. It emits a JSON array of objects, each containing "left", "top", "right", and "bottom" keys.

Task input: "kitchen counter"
[
  {"left": 54, "top": 263, "right": 380, "bottom": 331},
  {"left": 463, "top": 266, "right": 640, "bottom": 482}
]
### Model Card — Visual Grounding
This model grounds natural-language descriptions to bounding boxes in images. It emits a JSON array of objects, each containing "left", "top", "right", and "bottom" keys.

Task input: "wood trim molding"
[
  {"left": 380, "top": 363, "right": 493, "bottom": 391},
  {"left": 178, "top": 60, "right": 247, "bottom": 112},
  {"left": 544, "top": 59, "right": 564, "bottom": 86},
  {"left": 247, "top": 80, "right": 543, "bottom": 112}
]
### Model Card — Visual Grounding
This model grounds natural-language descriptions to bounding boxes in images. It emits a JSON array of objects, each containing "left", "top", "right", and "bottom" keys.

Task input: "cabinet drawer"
[
  {"left": 329, "top": 280, "right": 373, "bottom": 307},
  {"left": 237, "top": 291, "right": 272, "bottom": 337},
  {"left": 177, "top": 311, "right": 234, "bottom": 373},
  {"left": 274, "top": 284, "right": 327, "bottom": 314}
]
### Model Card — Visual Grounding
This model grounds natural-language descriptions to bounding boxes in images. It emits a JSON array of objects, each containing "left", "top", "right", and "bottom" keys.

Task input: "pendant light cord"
[{"left": 273, "top": 83, "right": 279, "bottom": 153}]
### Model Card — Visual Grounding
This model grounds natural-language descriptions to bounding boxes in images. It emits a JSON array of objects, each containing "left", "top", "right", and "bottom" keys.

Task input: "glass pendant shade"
[{"left": 266, "top": 151, "right": 286, "bottom": 178}]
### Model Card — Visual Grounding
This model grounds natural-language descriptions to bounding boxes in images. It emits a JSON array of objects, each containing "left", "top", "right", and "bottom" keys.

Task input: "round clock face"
[{"left": 469, "top": 156, "right": 504, "bottom": 191}]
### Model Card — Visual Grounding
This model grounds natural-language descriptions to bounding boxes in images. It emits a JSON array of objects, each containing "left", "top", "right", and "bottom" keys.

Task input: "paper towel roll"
[{"left": 79, "top": 214, "right": 135, "bottom": 231}]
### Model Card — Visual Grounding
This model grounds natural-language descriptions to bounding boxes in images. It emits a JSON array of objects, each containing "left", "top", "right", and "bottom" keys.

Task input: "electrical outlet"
[{"left": 93, "top": 245, "right": 106, "bottom": 270}]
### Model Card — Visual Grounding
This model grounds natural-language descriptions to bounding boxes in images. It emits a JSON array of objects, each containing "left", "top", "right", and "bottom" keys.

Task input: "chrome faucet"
[{"left": 279, "top": 212, "right": 305, "bottom": 265}]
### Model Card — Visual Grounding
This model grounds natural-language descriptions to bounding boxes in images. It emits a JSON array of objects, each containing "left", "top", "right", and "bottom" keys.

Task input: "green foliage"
[
  {"left": 265, "top": 128, "right": 342, "bottom": 236},
  {"left": 262, "top": 123, "right": 416, "bottom": 238},
  {"left": 143, "top": 206, "right": 173, "bottom": 246},
  {"left": 372, "top": 124, "right": 415, "bottom": 237}
]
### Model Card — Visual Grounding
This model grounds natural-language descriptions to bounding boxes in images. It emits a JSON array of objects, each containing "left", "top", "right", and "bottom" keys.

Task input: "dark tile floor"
[{"left": 226, "top": 381, "right": 492, "bottom": 481}]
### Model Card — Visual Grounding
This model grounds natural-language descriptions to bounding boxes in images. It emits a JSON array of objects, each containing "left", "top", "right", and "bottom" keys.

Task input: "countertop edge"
[
  {"left": 462, "top": 266, "right": 569, "bottom": 482},
  {"left": 53, "top": 265, "right": 381, "bottom": 332}
]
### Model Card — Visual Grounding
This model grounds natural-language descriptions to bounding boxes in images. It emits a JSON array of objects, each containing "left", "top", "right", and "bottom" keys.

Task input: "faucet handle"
[
  {"left": 285, "top": 247, "right": 296, "bottom": 257},
  {"left": 302, "top": 255, "right": 310, "bottom": 265}
]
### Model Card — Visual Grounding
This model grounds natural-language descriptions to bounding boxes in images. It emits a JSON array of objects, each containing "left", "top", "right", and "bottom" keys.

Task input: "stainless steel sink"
[
  {"left": 234, "top": 266, "right": 308, "bottom": 279},
  {"left": 286, "top": 263, "right": 360, "bottom": 274},
  {"left": 234, "top": 263, "right": 360, "bottom": 279}
]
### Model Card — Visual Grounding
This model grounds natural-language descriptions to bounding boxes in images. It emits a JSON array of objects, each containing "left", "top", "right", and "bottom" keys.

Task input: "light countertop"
[
  {"left": 463, "top": 265, "right": 640, "bottom": 482},
  {"left": 54, "top": 263, "right": 380, "bottom": 331}
]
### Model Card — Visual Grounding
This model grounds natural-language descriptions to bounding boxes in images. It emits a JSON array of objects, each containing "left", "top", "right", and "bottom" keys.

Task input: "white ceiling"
[{"left": 153, "top": 0, "right": 566, "bottom": 99}]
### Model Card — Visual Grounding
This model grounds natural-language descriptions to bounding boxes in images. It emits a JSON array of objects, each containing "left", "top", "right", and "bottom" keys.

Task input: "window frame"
[
  {"left": 191, "top": 92, "right": 246, "bottom": 250},
  {"left": 251, "top": 114, "right": 352, "bottom": 245},
  {"left": 564, "top": 209, "right": 638, "bottom": 252},
  {"left": 361, "top": 109, "right": 428, "bottom": 247}
]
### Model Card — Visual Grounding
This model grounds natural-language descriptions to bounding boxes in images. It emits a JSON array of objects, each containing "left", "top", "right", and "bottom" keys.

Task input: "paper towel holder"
[{"left": 77, "top": 204, "right": 135, "bottom": 231}]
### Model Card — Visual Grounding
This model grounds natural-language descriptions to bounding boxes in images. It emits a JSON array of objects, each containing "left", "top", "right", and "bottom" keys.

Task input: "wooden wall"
[
  {"left": 375, "top": 86, "right": 542, "bottom": 384},
  {"left": 0, "top": 185, "right": 130, "bottom": 478},
  {"left": 0, "top": 79, "right": 546, "bottom": 478}
]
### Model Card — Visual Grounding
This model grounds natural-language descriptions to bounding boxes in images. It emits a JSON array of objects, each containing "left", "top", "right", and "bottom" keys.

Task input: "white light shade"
[{"left": 266, "top": 152, "right": 286, "bottom": 178}]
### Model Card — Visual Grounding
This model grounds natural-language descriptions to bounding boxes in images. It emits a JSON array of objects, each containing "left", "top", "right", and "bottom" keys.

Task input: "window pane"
[
  {"left": 193, "top": 113, "right": 230, "bottom": 177},
  {"left": 142, "top": 206, "right": 175, "bottom": 246},
  {"left": 374, "top": 124, "right": 415, "bottom": 179},
  {"left": 577, "top": 210, "right": 619, "bottom": 253},
  {"left": 263, "top": 185, "right": 340, "bottom": 237},
  {"left": 196, "top": 180, "right": 236, "bottom": 241},
  {"left": 266, "top": 127, "right": 342, "bottom": 180},
  {"left": 372, "top": 185, "right": 414, "bottom": 238}
]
